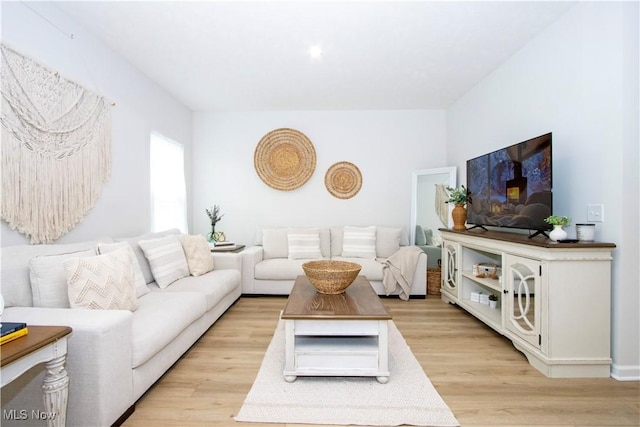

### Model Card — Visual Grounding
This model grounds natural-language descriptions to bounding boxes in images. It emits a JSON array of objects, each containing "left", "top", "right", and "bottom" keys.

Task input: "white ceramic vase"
[{"left": 549, "top": 225, "right": 568, "bottom": 241}]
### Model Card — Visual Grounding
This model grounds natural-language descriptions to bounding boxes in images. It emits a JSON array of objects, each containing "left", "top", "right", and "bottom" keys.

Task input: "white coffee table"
[{"left": 281, "top": 275, "right": 392, "bottom": 383}]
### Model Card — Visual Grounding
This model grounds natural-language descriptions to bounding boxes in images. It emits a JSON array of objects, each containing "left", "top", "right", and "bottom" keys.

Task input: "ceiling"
[{"left": 54, "top": 1, "right": 576, "bottom": 112}]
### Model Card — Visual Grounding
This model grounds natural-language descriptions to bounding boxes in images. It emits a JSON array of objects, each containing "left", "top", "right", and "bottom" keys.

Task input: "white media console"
[{"left": 439, "top": 228, "right": 615, "bottom": 378}]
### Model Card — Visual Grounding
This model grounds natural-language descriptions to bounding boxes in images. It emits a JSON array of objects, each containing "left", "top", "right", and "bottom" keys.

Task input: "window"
[{"left": 150, "top": 132, "right": 188, "bottom": 233}]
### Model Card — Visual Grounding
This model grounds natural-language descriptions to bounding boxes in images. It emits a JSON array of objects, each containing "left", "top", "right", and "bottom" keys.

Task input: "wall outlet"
[{"left": 587, "top": 204, "right": 604, "bottom": 222}]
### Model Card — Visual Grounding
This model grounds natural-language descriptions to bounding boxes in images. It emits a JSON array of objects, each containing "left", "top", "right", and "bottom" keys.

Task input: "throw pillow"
[
  {"left": 342, "top": 226, "right": 377, "bottom": 259},
  {"left": 97, "top": 242, "right": 150, "bottom": 297},
  {"left": 115, "top": 228, "right": 181, "bottom": 284},
  {"left": 287, "top": 228, "right": 322, "bottom": 260},
  {"left": 424, "top": 228, "right": 434, "bottom": 246},
  {"left": 376, "top": 227, "right": 402, "bottom": 258},
  {"left": 29, "top": 249, "right": 96, "bottom": 308},
  {"left": 138, "top": 235, "right": 190, "bottom": 288},
  {"left": 431, "top": 231, "right": 443, "bottom": 247},
  {"left": 181, "top": 234, "right": 214, "bottom": 276},
  {"left": 261, "top": 228, "right": 289, "bottom": 259},
  {"left": 415, "top": 225, "right": 427, "bottom": 246},
  {"left": 64, "top": 247, "right": 138, "bottom": 311}
]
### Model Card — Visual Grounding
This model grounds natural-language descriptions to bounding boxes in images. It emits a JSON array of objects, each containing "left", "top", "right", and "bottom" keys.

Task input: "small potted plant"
[
  {"left": 446, "top": 185, "right": 471, "bottom": 206},
  {"left": 446, "top": 185, "right": 472, "bottom": 231},
  {"left": 544, "top": 215, "right": 571, "bottom": 241},
  {"left": 206, "top": 205, "right": 224, "bottom": 242},
  {"left": 488, "top": 294, "right": 498, "bottom": 309}
]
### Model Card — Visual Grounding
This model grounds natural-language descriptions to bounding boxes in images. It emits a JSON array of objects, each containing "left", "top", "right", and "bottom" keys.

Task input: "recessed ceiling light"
[{"left": 308, "top": 45, "right": 323, "bottom": 60}]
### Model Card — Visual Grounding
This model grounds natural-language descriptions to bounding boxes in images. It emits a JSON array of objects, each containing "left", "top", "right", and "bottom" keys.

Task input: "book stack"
[
  {"left": 479, "top": 293, "right": 490, "bottom": 305},
  {"left": 470, "top": 291, "right": 483, "bottom": 303},
  {"left": 470, "top": 291, "right": 490, "bottom": 305},
  {"left": 1, "top": 322, "right": 28, "bottom": 345}
]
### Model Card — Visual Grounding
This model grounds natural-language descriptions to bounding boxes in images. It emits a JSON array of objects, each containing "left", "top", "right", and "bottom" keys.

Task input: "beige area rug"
[{"left": 235, "top": 320, "right": 459, "bottom": 426}]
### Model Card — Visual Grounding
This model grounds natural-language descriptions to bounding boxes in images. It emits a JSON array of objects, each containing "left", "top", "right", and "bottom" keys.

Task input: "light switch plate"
[{"left": 587, "top": 204, "right": 604, "bottom": 222}]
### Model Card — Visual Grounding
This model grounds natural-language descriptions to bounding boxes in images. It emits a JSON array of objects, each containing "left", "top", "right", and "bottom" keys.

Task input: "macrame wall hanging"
[
  {"left": 1, "top": 45, "right": 112, "bottom": 244},
  {"left": 435, "top": 184, "right": 450, "bottom": 227}
]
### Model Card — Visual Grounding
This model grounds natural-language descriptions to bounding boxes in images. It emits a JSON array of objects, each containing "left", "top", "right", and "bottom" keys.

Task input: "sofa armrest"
[
  {"left": 1, "top": 307, "right": 134, "bottom": 427},
  {"left": 418, "top": 245, "right": 442, "bottom": 268},
  {"left": 211, "top": 252, "right": 242, "bottom": 271},
  {"left": 410, "top": 251, "right": 428, "bottom": 296},
  {"left": 241, "top": 246, "right": 264, "bottom": 294}
]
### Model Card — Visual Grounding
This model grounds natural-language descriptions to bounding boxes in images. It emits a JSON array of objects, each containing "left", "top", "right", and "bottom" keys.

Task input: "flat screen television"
[{"left": 466, "top": 132, "right": 552, "bottom": 237}]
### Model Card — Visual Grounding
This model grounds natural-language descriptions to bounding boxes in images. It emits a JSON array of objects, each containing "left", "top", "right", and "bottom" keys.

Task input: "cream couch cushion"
[
  {"left": 130, "top": 291, "right": 206, "bottom": 368},
  {"left": 331, "top": 226, "right": 407, "bottom": 258},
  {"left": 262, "top": 228, "right": 289, "bottom": 259},
  {"left": 138, "top": 235, "right": 190, "bottom": 288},
  {"left": 64, "top": 247, "right": 138, "bottom": 311},
  {"left": 376, "top": 227, "right": 403, "bottom": 258},
  {"left": 259, "top": 227, "right": 330, "bottom": 259},
  {"left": 149, "top": 269, "right": 240, "bottom": 311},
  {"left": 116, "top": 228, "right": 181, "bottom": 284},
  {"left": 331, "top": 257, "right": 384, "bottom": 281},
  {"left": 97, "top": 242, "right": 150, "bottom": 298},
  {"left": 255, "top": 258, "right": 308, "bottom": 280},
  {"left": 287, "top": 228, "right": 322, "bottom": 260},
  {"left": 342, "top": 226, "right": 377, "bottom": 259},
  {"left": 181, "top": 234, "right": 215, "bottom": 276},
  {"left": 29, "top": 249, "right": 96, "bottom": 308}
]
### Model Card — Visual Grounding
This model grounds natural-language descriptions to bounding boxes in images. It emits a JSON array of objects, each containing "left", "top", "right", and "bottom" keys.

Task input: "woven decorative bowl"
[{"left": 302, "top": 260, "right": 362, "bottom": 294}]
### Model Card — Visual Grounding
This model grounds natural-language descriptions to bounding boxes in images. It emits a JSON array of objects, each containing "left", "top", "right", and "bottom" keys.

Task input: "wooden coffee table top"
[{"left": 282, "top": 275, "right": 391, "bottom": 320}]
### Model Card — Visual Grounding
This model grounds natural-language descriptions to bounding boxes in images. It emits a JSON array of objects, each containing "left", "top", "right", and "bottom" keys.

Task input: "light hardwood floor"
[{"left": 122, "top": 296, "right": 639, "bottom": 427}]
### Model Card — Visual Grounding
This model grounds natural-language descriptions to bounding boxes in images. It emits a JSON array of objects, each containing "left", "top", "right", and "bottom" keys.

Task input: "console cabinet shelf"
[{"left": 439, "top": 229, "right": 615, "bottom": 378}]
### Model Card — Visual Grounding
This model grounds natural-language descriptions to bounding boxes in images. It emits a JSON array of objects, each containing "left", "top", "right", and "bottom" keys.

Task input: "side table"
[
  {"left": 1, "top": 325, "right": 72, "bottom": 427},
  {"left": 210, "top": 244, "right": 245, "bottom": 253}
]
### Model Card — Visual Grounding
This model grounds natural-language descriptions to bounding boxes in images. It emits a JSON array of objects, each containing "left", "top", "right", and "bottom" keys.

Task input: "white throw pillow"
[
  {"left": 97, "top": 242, "right": 150, "bottom": 297},
  {"left": 29, "top": 249, "right": 96, "bottom": 308},
  {"left": 376, "top": 227, "right": 403, "bottom": 258},
  {"left": 181, "top": 234, "right": 214, "bottom": 276},
  {"left": 138, "top": 235, "right": 190, "bottom": 288},
  {"left": 431, "top": 231, "right": 443, "bottom": 247},
  {"left": 287, "top": 228, "right": 322, "bottom": 260},
  {"left": 342, "top": 226, "right": 377, "bottom": 259},
  {"left": 262, "top": 228, "right": 289, "bottom": 259},
  {"left": 64, "top": 247, "right": 138, "bottom": 311}
]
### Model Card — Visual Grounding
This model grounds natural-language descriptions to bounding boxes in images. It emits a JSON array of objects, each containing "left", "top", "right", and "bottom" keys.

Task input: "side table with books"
[
  {"left": 209, "top": 241, "right": 245, "bottom": 253},
  {"left": 1, "top": 324, "right": 72, "bottom": 427},
  {"left": 1, "top": 321, "right": 29, "bottom": 344}
]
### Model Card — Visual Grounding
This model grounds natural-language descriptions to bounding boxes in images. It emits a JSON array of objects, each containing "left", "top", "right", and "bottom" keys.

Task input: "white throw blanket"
[{"left": 382, "top": 246, "right": 424, "bottom": 301}]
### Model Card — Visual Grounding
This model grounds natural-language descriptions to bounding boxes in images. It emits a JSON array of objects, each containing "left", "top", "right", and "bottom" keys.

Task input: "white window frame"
[{"left": 150, "top": 132, "right": 188, "bottom": 233}]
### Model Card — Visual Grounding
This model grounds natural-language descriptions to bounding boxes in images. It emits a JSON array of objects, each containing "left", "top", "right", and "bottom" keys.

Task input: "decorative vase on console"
[
  {"left": 549, "top": 225, "right": 568, "bottom": 242},
  {"left": 451, "top": 204, "right": 467, "bottom": 231},
  {"left": 544, "top": 215, "right": 571, "bottom": 242},
  {"left": 206, "top": 205, "right": 224, "bottom": 243},
  {"left": 446, "top": 185, "right": 471, "bottom": 231}
]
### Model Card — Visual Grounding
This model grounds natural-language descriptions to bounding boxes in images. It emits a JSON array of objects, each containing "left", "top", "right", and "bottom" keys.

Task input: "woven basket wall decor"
[
  {"left": 325, "top": 161, "right": 362, "bottom": 199},
  {"left": 254, "top": 128, "right": 316, "bottom": 191}
]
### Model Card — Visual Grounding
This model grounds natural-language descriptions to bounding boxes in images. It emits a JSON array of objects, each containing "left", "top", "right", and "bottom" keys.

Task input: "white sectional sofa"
[
  {"left": 0, "top": 229, "right": 241, "bottom": 427},
  {"left": 241, "top": 226, "right": 427, "bottom": 298}
]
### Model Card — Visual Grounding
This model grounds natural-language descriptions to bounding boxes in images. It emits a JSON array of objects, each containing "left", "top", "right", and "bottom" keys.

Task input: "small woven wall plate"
[
  {"left": 325, "top": 161, "right": 362, "bottom": 199},
  {"left": 254, "top": 128, "right": 316, "bottom": 191}
]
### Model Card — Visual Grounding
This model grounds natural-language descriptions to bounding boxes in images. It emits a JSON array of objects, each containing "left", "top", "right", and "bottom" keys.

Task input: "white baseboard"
[{"left": 610, "top": 363, "right": 640, "bottom": 381}]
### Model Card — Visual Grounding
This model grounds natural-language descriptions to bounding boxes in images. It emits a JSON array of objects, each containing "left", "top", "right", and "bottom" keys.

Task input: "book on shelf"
[
  {"left": 1, "top": 322, "right": 27, "bottom": 337},
  {"left": 1, "top": 326, "right": 29, "bottom": 345}
]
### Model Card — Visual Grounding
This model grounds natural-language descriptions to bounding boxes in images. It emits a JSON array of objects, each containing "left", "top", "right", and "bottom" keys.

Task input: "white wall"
[
  {"left": 0, "top": 2, "right": 193, "bottom": 246},
  {"left": 192, "top": 110, "right": 446, "bottom": 245},
  {"left": 447, "top": 2, "right": 639, "bottom": 380}
]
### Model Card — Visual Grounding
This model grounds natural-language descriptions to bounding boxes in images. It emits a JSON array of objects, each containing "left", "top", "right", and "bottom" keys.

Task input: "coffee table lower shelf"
[{"left": 283, "top": 319, "right": 390, "bottom": 384}]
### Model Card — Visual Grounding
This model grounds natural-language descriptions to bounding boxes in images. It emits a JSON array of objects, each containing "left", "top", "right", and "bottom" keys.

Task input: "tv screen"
[{"left": 466, "top": 133, "right": 552, "bottom": 234}]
